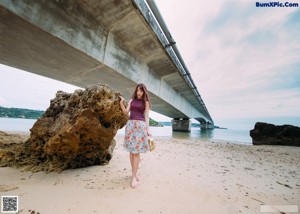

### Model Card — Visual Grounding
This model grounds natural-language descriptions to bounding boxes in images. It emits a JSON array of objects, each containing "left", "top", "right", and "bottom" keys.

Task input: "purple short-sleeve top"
[{"left": 129, "top": 99, "right": 145, "bottom": 121}]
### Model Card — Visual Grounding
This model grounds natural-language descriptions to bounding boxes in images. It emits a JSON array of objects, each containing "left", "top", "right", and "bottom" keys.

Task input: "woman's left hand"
[
  {"left": 119, "top": 96, "right": 124, "bottom": 103},
  {"left": 147, "top": 131, "right": 152, "bottom": 137}
]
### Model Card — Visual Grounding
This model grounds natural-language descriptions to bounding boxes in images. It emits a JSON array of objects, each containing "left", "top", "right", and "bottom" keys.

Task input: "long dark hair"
[{"left": 131, "top": 83, "right": 151, "bottom": 108}]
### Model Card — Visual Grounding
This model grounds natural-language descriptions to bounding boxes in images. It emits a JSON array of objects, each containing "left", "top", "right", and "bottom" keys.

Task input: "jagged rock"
[
  {"left": 0, "top": 84, "right": 128, "bottom": 172},
  {"left": 250, "top": 122, "right": 300, "bottom": 147}
]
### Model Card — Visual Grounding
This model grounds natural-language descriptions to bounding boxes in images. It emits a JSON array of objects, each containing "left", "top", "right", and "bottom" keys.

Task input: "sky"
[{"left": 1, "top": 0, "right": 300, "bottom": 129}]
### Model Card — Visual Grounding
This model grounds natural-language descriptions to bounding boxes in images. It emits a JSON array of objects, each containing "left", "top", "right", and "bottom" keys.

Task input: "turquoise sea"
[{"left": 0, "top": 118, "right": 252, "bottom": 144}]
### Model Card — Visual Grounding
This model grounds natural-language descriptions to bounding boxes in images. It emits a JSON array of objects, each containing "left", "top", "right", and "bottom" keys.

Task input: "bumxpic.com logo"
[{"left": 256, "top": 1, "right": 299, "bottom": 7}]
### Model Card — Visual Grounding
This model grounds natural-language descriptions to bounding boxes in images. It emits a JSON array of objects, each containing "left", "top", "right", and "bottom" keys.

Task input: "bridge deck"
[{"left": 0, "top": 0, "right": 213, "bottom": 125}]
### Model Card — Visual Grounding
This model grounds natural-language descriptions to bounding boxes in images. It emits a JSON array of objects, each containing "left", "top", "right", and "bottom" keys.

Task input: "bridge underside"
[{"left": 0, "top": 0, "right": 213, "bottom": 127}]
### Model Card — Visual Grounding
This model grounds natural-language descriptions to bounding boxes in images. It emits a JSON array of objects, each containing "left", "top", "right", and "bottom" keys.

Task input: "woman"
[{"left": 119, "top": 83, "right": 152, "bottom": 189}]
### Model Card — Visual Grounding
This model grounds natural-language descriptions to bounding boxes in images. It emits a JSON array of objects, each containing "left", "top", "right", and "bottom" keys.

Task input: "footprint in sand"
[
  {"left": 0, "top": 185, "right": 19, "bottom": 192},
  {"left": 28, "top": 209, "right": 40, "bottom": 214}
]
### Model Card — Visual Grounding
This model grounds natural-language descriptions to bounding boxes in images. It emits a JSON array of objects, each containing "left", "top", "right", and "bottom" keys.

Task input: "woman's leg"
[
  {"left": 130, "top": 153, "right": 133, "bottom": 168},
  {"left": 131, "top": 153, "right": 140, "bottom": 188},
  {"left": 130, "top": 152, "right": 140, "bottom": 182}
]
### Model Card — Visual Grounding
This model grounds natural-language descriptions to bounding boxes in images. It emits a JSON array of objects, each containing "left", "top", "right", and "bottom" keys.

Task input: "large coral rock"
[
  {"left": 250, "top": 122, "right": 300, "bottom": 147},
  {"left": 0, "top": 84, "right": 128, "bottom": 172}
]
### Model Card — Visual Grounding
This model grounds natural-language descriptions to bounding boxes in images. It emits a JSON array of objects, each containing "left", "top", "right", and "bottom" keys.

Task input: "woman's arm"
[
  {"left": 119, "top": 96, "right": 131, "bottom": 115},
  {"left": 144, "top": 101, "right": 151, "bottom": 136}
]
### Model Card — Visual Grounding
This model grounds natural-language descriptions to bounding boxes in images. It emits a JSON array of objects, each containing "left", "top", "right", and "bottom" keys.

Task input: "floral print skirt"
[{"left": 124, "top": 120, "right": 149, "bottom": 154}]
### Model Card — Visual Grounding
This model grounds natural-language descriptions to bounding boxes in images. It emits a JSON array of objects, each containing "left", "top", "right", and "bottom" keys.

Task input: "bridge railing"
[{"left": 133, "top": 0, "right": 213, "bottom": 123}]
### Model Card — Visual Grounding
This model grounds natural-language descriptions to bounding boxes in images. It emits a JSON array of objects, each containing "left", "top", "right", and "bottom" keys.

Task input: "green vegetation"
[
  {"left": 149, "top": 118, "right": 162, "bottom": 127},
  {"left": 0, "top": 106, "right": 44, "bottom": 119}
]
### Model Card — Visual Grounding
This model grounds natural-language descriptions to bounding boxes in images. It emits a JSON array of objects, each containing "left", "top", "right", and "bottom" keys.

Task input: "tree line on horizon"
[
  {"left": 0, "top": 106, "right": 44, "bottom": 119},
  {"left": 0, "top": 106, "right": 162, "bottom": 127},
  {"left": 1, "top": 106, "right": 219, "bottom": 128}
]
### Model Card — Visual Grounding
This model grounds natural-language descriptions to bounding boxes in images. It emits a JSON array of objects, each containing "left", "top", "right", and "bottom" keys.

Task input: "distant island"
[
  {"left": 0, "top": 106, "right": 162, "bottom": 127},
  {"left": 214, "top": 125, "right": 227, "bottom": 129},
  {"left": 0, "top": 106, "right": 226, "bottom": 129},
  {"left": 0, "top": 106, "right": 44, "bottom": 119},
  {"left": 149, "top": 118, "right": 162, "bottom": 127}
]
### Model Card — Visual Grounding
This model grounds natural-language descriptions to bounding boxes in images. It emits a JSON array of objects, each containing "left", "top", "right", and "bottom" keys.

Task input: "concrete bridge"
[{"left": 0, "top": 0, "right": 214, "bottom": 131}]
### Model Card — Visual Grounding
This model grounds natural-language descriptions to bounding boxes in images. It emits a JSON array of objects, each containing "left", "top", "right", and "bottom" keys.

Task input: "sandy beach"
[{"left": 1, "top": 134, "right": 299, "bottom": 214}]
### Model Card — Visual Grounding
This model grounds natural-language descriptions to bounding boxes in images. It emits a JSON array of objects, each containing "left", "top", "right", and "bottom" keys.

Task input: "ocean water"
[
  {"left": 0, "top": 118, "right": 252, "bottom": 144},
  {"left": 0, "top": 118, "right": 37, "bottom": 133}
]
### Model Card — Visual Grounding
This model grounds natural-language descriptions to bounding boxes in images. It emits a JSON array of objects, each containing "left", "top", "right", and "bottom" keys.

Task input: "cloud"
[
  {"left": 243, "top": 29, "right": 277, "bottom": 45},
  {"left": 203, "top": 1, "right": 257, "bottom": 34},
  {"left": 173, "top": 1, "right": 300, "bottom": 120},
  {"left": 0, "top": 64, "right": 80, "bottom": 110},
  {"left": 284, "top": 9, "right": 300, "bottom": 27},
  {"left": 267, "top": 62, "right": 300, "bottom": 90},
  {"left": 207, "top": 88, "right": 300, "bottom": 119}
]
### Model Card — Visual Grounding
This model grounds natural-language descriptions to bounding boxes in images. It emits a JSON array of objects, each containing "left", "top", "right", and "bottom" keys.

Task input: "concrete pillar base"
[
  {"left": 172, "top": 118, "right": 191, "bottom": 132},
  {"left": 200, "top": 122, "right": 214, "bottom": 130}
]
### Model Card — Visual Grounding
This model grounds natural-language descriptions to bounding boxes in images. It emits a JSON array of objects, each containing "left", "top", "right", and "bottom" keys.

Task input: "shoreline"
[
  {"left": 0, "top": 129, "right": 253, "bottom": 146},
  {"left": 1, "top": 132, "right": 299, "bottom": 213},
  {"left": 0, "top": 117, "right": 252, "bottom": 145}
]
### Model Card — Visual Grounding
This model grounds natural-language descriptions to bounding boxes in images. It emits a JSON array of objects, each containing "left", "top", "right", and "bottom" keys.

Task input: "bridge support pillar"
[
  {"left": 200, "top": 122, "right": 214, "bottom": 130},
  {"left": 172, "top": 118, "right": 191, "bottom": 132}
]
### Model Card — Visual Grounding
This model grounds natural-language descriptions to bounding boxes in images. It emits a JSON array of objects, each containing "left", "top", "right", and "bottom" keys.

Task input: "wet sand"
[{"left": 0, "top": 134, "right": 299, "bottom": 214}]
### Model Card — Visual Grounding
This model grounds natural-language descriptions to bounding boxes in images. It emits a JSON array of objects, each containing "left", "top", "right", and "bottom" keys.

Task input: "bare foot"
[{"left": 131, "top": 177, "right": 139, "bottom": 189}]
